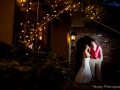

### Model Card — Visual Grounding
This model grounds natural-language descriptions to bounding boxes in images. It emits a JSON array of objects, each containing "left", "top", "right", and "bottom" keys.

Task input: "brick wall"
[{"left": 70, "top": 25, "right": 120, "bottom": 80}]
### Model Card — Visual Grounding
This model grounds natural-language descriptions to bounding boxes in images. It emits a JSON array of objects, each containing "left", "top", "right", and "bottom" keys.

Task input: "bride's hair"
[
  {"left": 84, "top": 45, "right": 88, "bottom": 49},
  {"left": 91, "top": 39, "right": 96, "bottom": 43}
]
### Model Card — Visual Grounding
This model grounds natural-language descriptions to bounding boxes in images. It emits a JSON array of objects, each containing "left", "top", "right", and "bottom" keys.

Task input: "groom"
[{"left": 89, "top": 39, "right": 103, "bottom": 82}]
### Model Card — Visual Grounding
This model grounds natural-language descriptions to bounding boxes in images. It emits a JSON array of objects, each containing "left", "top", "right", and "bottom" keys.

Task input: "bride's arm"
[{"left": 85, "top": 50, "right": 90, "bottom": 58}]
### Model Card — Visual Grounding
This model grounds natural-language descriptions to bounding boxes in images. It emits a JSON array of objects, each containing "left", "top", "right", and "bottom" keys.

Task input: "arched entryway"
[{"left": 75, "top": 36, "right": 94, "bottom": 73}]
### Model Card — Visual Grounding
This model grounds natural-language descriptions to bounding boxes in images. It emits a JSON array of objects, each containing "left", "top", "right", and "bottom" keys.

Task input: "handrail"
[{"left": 92, "top": 20, "right": 120, "bottom": 35}]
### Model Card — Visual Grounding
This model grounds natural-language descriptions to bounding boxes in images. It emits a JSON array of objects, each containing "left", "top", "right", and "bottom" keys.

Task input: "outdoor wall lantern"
[
  {"left": 21, "top": 0, "right": 26, "bottom": 3},
  {"left": 69, "top": 29, "right": 77, "bottom": 41}
]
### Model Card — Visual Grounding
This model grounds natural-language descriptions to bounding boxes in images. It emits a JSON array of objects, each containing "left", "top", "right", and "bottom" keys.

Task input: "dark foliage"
[{"left": 0, "top": 41, "right": 72, "bottom": 90}]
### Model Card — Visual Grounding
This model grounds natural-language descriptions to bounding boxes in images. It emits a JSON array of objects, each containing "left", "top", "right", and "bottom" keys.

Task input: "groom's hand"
[{"left": 100, "top": 58, "right": 103, "bottom": 61}]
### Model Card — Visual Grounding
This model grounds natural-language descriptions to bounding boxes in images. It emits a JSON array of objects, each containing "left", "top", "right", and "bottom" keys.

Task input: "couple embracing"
[{"left": 75, "top": 39, "right": 103, "bottom": 83}]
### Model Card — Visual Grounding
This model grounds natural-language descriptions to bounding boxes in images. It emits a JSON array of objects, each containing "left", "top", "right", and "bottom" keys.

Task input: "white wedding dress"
[{"left": 75, "top": 52, "right": 92, "bottom": 83}]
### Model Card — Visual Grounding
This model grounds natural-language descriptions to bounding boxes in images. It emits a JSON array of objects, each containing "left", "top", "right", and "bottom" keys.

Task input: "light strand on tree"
[
  {"left": 38, "top": 3, "right": 79, "bottom": 28},
  {"left": 93, "top": 20, "right": 120, "bottom": 35},
  {"left": 40, "top": 3, "right": 57, "bottom": 25}
]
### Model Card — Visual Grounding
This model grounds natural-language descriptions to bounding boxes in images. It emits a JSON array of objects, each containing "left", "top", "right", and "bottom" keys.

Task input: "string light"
[
  {"left": 74, "top": 9, "right": 76, "bottom": 12},
  {"left": 44, "top": 27, "right": 46, "bottom": 29},
  {"left": 19, "top": 1, "right": 80, "bottom": 43},
  {"left": 37, "top": 23, "right": 39, "bottom": 25},
  {"left": 73, "top": 5, "right": 75, "bottom": 8},
  {"left": 20, "top": 23, "right": 23, "bottom": 25},
  {"left": 21, "top": 3, "right": 24, "bottom": 6},
  {"left": 26, "top": 53, "right": 28, "bottom": 55}
]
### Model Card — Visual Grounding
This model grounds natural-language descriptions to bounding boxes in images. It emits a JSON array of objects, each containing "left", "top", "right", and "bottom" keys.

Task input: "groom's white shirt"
[{"left": 92, "top": 45, "right": 103, "bottom": 61}]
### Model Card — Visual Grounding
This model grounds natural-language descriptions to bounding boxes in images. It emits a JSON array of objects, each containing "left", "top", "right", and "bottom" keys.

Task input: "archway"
[{"left": 75, "top": 36, "right": 94, "bottom": 73}]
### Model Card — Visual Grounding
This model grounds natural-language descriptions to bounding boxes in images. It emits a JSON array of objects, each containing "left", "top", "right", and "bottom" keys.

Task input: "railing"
[{"left": 92, "top": 20, "right": 120, "bottom": 35}]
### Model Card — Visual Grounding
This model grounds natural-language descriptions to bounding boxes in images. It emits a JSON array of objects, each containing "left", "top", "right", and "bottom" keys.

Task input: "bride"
[{"left": 75, "top": 45, "right": 92, "bottom": 83}]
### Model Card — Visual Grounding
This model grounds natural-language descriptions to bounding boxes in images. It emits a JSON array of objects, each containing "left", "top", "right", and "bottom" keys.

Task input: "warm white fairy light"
[
  {"left": 65, "top": 8, "right": 68, "bottom": 11},
  {"left": 26, "top": 9, "right": 28, "bottom": 11},
  {"left": 36, "top": 35, "right": 38, "bottom": 36},
  {"left": 73, "top": 5, "right": 76, "bottom": 8},
  {"left": 20, "top": 36, "right": 22, "bottom": 38},
  {"left": 20, "top": 1, "right": 80, "bottom": 43},
  {"left": 74, "top": 9, "right": 76, "bottom": 12},
  {"left": 21, "top": 3, "right": 24, "bottom": 6},
  {"left": 20, "top": 23, "right": 23, "bottom": 25},
  {"left": 37, "top": 2, "right": 79, "bottom": 28},
  {"left": 37, "top": 23, "right": 39, "bottom": 25},
  {"left": 44, "top": 27, "right": 46, "bottom": 29},
  {"left": 22, "top": 30, "right": 24, "bottom": 32},
  {"left": 30, "top": 2, "right": 32, "bottom": 4},
  {"left": 26, "top": 53, "right": 28, "bottom": 55},
  {"left": 61, "top": 11, "right": 63, "bottom": 13},
  {"left": 90, "top": 17, "right": 94, "bottom": 20}
]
